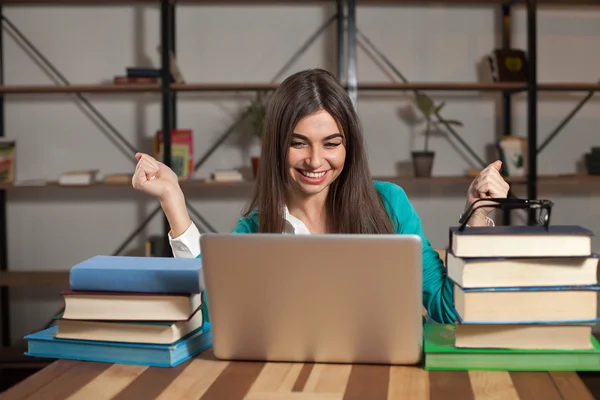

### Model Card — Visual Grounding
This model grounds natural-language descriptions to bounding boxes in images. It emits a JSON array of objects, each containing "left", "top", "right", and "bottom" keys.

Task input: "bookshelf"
[{"left": 0, "top": 0, "right": 599, "bottom": 364}]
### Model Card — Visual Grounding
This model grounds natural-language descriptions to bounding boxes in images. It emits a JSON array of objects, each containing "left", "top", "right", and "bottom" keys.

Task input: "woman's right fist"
[{"left": 132, "top": 152, "right": 181, "bottom": 201}]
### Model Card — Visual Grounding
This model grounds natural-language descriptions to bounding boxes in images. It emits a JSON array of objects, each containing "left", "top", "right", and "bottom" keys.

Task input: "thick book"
[
  {"left": 424, "top": 324, "right": 600, "bottom": 371},
  {"left": 455, "top": 323, "right": 594, "bottom": 350},
  {"left": 69, "top": 255, "right": 204, "bottom": 294},
  {"left": 24, "top": 323, "right": 212, "bottom": 367},
  {"left": 449, "top": 225, "right": 593, "bottom": 258},
  {"left": 454, "top": 283, "right": 600, "bottom": 324},
  {"left": 60, "top": 290, "right": 202, "bottom": 321},
  {"left": 55, "top": 307, "right": 204, "bottom": 344},
  {"left": 447, "top": 251, "right": 599, "bottom": 288}
]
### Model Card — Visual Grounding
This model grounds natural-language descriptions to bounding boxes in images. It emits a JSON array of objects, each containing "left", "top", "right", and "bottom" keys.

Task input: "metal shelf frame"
[{"left": 1, "top": 0, "right": 598, "bottom": 349}]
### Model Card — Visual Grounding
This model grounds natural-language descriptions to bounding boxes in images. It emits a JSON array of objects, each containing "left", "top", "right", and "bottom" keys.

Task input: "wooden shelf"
[
  {"left": 538, "top": 83, "right": 600, "bottom": 91},
  {"left": 0, "top": 84, "right": 160, "bottom": 94},
  {"left": 0, "top": 82, "right": 598, "bottom": 94},
  {"left": 172, "top": 82, "right": 280, "bottom": 92},
  {"left": 2, "top": 175, "right": 599, "bottom": 190},
  {"left": 1, "top": 0, "right": 598, "bottom": 5},
  {"left": 0, "top": 271, "right": 69, "bottom": 287}
]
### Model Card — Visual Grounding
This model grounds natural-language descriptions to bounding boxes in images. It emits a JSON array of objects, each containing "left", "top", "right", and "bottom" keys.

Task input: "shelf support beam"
[
  {"left": 537, "top": 81, "right": 598, "bottom": 155},
  {"left": 337, "top": 0, "right": 345, "bottom": 81},
  {"left": 0, "top": 3, "right": 9, "bottom": 348},
  {"left": 355, "top": 29, "right": 487, "bottom": 169},
  {"left": 115, "top": 2, "right": 339, "bottom": 256},
  {"left": 501, "top": 2, "right": 512, "bottom": 226},
  {"left": 526, "top": 0, "right": 538, "bottom": 224},
  {"left": 160, "top": 0, "right": 174, "bottom": 256},
  {"left": 192, "top": 13, "right": 338, "bottom": 173},
  {"left": 1, "top": 16, "right": 138, "bottom": 161},
  {"left": 346, "top": 0, "right": 357, "bottom": 110}
]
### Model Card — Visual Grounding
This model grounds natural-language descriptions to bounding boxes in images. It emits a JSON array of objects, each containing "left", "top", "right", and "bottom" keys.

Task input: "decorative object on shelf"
[
  {"left": 0, "top": 139, "right": 15, "bottom": 183},
  {"left": 156, "top": 44, "right": 186, "bottom": 84},
  {"left": 487, "top": 48, "right": 528, "bottom": 82},
  {"left": 497, "top": 136, "right": 527, "bottom": 177},
  {"left": 247, "top": 91, "right": 270, "bottom": 179},
  {"left": 412, "top": 93, "right": 463, "bottom": 177},
  {"left": 154, "top": 129, "right": 193, "bottom": 179},
  {"left": 584, "top": 147, "right": 600, "bottom": 176}
]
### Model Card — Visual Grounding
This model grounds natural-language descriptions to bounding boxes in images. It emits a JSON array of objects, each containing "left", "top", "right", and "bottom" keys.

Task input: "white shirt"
[
  {"left": 169, "top": 207, "right": 495, "bottom": 259},
  {"left": 169, "top": 206, "right": 311, "bottom": 258}
]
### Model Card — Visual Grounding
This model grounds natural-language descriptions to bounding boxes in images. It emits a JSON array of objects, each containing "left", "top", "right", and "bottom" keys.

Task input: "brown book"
[
  {"left": 455, "top": 323, "right": 594, "bottom": 350},
  {"left": 55, "top": 306, "right": 204, "bottom": 344}
]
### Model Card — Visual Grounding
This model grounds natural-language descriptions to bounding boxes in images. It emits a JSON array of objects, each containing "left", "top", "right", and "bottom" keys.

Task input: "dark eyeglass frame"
[{"left": 458, "top": 198, "right": 554, "bottom": 232}]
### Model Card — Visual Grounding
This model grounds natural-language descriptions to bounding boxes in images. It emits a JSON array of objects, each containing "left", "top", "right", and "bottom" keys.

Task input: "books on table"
[
  {"left": 424, "top": 324, "right": 600, "bottom": 371},
  {"left": 426, "top": 224, "right": 600, "bottom": 370},
  {"left": 24, "top": 255, "right": 212, "bottom": 367}
]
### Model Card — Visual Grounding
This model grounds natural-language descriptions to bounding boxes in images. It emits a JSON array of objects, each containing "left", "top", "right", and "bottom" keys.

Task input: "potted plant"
[
  {"left": 412, "top": 93, "right": 463, "bottom": 177},
  {"left": 247, "top": 91, "right": 269, "bottom": 179}
]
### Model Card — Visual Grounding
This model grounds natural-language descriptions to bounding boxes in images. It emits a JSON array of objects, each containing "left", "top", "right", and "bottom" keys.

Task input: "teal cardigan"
[{"left": 199, "top": 181, "right": 456, "bottom": 324}]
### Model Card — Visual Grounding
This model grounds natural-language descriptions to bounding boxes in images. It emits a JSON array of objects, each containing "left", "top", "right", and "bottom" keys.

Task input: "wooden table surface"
[{"left": 1, "top": 349, "right": 596, "bottom": 400}]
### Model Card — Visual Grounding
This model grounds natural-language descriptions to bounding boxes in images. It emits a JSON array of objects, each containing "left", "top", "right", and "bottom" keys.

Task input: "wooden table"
[{"left": 1, "top": 349, "right": 596, "bottom": 400}]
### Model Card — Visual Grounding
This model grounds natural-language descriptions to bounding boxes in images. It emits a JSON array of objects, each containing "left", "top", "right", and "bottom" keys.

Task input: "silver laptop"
[{"left": 199, "top": 233, "right": 423, "bottom": 365}]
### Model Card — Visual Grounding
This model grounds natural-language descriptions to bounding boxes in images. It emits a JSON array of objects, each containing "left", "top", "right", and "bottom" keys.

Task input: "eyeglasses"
[{"left": 458, "top": 198, "right": 554, "bottom": 232}]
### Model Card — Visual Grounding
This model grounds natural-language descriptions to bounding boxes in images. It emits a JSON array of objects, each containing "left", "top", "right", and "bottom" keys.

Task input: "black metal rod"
[
  {"left": 537, "top": 85, "right": 597, "bottom": 155},
  {"left": 527, "top": 0, "right": 538, "bottom": 224},
  {"left": 274, "top": 14, "right": 337, "bottom": 83},
  {"left": 501, "top": 3, "right": 512, "bottom": 226},
  {"left": 186, "top": 201, "right": 217, "bottom": 233},
  {"left": 127, "top": 11, "right": 339, "bottom": 253},
  {"left": 194, "top": 14, "right": 337, "bottom": 172},
  {"left": 170, "top": 2, "right": 177, "bottom": 130},
  {"left": 0, "top": 4, "right": 9, "bottom": 348},
  {"left": 112, "top": 206, "right": 162, "bottom": 256},
  {"left": 161, "top": 0, "right": 174, "bottom": 256},
  {"left": 1, "top": 16, "right": 138, "bottom": 159},
  {"left": 356, "top": 29, "right": 487, "bottom": 168},
  {"left": 337, "top": 0, "right": 344, "bottom": 81},
  {"left": 346, "top": 0, "right": 357, "bottom": 109}
]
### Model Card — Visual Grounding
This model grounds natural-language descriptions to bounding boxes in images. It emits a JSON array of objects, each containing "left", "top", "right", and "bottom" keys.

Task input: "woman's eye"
[
  {"left": 325, "top": 142, "right": 342, "bottom": 148},
  {"left": 290, "top": 141, "right": 306, "bottom": 148}
]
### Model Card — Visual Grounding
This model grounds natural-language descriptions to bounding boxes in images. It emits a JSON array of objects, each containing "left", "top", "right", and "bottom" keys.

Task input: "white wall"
[{"left": 3, "top": 3, "right": 600, "bottom": 345}]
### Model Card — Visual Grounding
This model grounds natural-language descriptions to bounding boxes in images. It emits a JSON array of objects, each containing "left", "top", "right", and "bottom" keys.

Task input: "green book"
[{"left": 424, "top": 324, "right": 600, "bottom": 371}]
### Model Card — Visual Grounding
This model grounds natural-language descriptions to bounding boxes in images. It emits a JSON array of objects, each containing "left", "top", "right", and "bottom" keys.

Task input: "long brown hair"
[{"left": 245, "top": 68, "right": 395, "bottom": 234}]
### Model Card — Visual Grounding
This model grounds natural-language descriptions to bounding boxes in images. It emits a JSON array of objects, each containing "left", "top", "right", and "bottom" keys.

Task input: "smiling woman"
[
  {"left": 131, "top": 67, "right": 510, "bottom": 324},
  {"left": 245, "top": 69, "right": 394, "bottom": 235}
]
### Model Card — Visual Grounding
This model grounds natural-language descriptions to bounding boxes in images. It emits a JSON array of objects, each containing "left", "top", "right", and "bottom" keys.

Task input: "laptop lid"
[{"left": 199, "top": 233, "right": 423, "bottom": 365}]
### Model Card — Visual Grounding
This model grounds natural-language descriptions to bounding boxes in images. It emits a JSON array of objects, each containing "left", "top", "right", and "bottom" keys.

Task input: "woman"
[{"left": 132, "top": 68, "right": 509, "bottom": 324}]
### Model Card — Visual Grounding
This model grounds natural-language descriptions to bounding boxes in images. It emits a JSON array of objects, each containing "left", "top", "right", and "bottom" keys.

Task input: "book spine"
[{"left": 69, "top": 268, "right": 201, "bottom": 294}]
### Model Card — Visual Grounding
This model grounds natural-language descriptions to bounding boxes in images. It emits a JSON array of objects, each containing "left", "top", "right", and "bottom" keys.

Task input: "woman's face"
[{"left": 287, "top": 110, "right": 346, "bottom": 198}]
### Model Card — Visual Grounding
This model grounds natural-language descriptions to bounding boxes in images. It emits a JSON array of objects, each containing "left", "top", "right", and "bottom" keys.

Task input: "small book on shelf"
[{"left": 0, "top": 139, "right": 15, "bottom": 183}]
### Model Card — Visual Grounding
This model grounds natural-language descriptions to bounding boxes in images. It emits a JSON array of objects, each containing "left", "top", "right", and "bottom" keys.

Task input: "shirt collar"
[{"left": 283, "top": 206, "right": 311, "bottom": 235}]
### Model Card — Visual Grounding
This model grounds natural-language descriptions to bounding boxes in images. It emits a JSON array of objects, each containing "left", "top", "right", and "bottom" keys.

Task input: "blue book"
[
  {"left": 69, "top": 255, "right": 204, "bottom": 294},
  {"left": 24, "top": 323, "right": 212, "bottom": 367}
]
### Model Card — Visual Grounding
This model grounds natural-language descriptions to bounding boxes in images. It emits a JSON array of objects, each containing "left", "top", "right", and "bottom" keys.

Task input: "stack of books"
[
  {"left": 425, "top": 224, "right": 600, "bottom": 371},
  {"left": 24, "top": 255, "right": 212, "bottom": 367}
]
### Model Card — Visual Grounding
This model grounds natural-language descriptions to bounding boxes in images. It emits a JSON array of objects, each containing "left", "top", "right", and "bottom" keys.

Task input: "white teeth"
[{"left": 301, "top": 171, "right": 326, "bottom": 178}]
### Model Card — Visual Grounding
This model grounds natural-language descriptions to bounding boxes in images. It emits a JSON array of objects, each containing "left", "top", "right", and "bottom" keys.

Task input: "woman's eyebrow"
[{"left": 291, "top": 133, "right": 342, "bottom": 140}]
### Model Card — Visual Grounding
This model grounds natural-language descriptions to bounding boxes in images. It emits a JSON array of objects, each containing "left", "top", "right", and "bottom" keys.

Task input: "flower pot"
[
  {"left": 412, "top": 151, "right": 434, "bottom": 177},
  {"left": 251, "top": 156, "right": 260, "bottom": 179}
]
